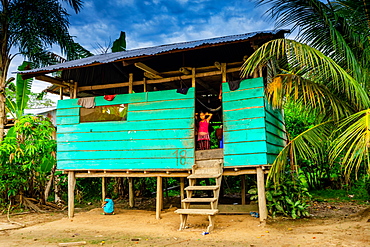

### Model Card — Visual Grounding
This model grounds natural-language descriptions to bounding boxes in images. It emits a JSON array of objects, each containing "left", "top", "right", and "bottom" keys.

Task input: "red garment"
[
  {"left": 198, "top": 120, "right": 209, "bottom": 133},
  {"left": 104, "top": 95, "right": 117, "bottom": 101}
]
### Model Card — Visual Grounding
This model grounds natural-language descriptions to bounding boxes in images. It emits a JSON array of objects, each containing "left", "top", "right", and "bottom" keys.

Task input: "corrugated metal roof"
[{"left": 18, "top": 30, "right": 287, "bottom": 75}]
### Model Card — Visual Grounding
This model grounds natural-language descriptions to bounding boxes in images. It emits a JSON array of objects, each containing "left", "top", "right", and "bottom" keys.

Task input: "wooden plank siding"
[
  {"left": 56, "top": 88, "right": 195, "bottom": 170},
  {"left": 222, "top": 78, "right": 286, "bottom": 167}
]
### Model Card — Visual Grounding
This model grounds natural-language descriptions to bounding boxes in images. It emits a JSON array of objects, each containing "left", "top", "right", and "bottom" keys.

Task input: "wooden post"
[
  {"left": 156, "top": 176, "right": 163, "bottom": 219},
  {"left": 221, "top": 63, "right": 227, "bottom": 82},
  {"left": 180, "top": 177, "right": 185, "bottom": 205},
  {"left": 191, "top": 68, "right": 196, "bottom": 88},
  {"left": 129, "top": 73, "right": 133, "bottom": 94},
  {"left": 256, "top": 167, "right": 267, "bottom": 222},
  {"left": 59, "top": 87, "right": 63, "bottom": 100},
  {"left": 68, "top": 171, "right": 76, "bottom": 218},
  {"left": 241, "top": 175, "right": 246, "bottom": 205},
  {"left": 73, "top": 81, "right": 78, "bottom": 98},
  {"left": 102, "top": 177, "right": 106, "bottom": 202},
  {"left": 143, "top": 77, "right": 147, "bottom": 92},
  {"left": 69, "top": 85, "right": 73, "bottom": 98},
  {"left": 128, "top": 177, "right": 134, "bottom": 208}
]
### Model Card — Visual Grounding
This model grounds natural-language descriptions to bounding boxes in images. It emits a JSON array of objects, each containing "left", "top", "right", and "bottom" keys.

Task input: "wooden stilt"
[
  {"left": 143, "top": 78, "right": 147, "bottom": 92},
  {"left": 129, "top": 177, "right": 134, "bottom": 208},
  {"left": 180, "top": 177, "right": 185, "bottom": 206},
  {"left": 102, "top": 177, "right": 106, "bottom": 202},
  {"left": 68, "top": 171, "right": 76, "bottom": 218},
  {"left": 156, "top": 176, "right": 163, "bottom": 219},
  {"left": 241, "top": 175, "right": 246, "bottom": 205},
  {"left": 256, "top": 167, "right": 267, "bottom": 222}
]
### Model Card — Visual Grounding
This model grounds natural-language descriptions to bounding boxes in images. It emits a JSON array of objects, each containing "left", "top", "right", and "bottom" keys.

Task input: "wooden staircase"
[{"left": 175, "top": 159, "right": 223, "bottom": 232}]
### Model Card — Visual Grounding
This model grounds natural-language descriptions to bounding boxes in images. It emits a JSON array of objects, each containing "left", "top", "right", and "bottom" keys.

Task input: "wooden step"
[
  {"left": 187, "top": 173, "right": 222, "bottom": 179},
  {"left": 185, "top": 185, "right": 219, "bottom": 191},
  {"left": 175, "top": 209, "right": 219, "bottom": 215},
  {"left": 182, "top": 198, "right": 217, "bottom": 203}
]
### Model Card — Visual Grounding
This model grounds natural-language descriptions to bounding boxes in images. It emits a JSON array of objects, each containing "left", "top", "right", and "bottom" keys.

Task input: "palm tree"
[
  {"left": 242, "top": 0, "right": 370, "bottom": 182},
  {"left": 0, "top": 0, "right": 91, "bottom": 141}
]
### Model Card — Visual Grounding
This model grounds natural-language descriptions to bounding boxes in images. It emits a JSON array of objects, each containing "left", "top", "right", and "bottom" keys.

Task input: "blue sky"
[{"left": 13, "top": 0, "right": 280, "bottom": 103}]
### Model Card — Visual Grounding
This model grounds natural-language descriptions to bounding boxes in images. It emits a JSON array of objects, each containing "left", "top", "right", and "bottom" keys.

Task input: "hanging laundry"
[
  {"left": 77, "top": 97, "right": 96, "bottom": 108},
  {"left": 228, "top": 79, "right": 242, "bottom": 91},
  {"left": 104, "top": 95, "right": 117, "bottom": 101}
]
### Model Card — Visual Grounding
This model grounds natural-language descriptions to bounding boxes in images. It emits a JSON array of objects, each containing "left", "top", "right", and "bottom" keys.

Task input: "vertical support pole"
[
  {"left": 221, "top": 63, "right": 227, "bottom": 82},
  {"left": 191, "top": 68, "right": 196, "bottom": 88},
  {"left": 59, "top": 87, "right": 63, "bottom": 100},
  {"left": 69, "top": 85, "right": 73, "bottom": 98},
  {"left": 129, "top": 73, "right": 133, "bottom": 94},
  {"left": 68, "top": 171, "right": 76, "bottom": 218},
  {"left": 129, "top": 177, "right": 134, "bottom": 208},
  {"left": 180, "top": 177, "right": 185, "bottom": 206},
  {"left": 143, "top": 77, "right": 147, "bottom": 92},
  {"left": 156, "top": 176, "right": 163, "bottom": 219},
  {"left": 102, "top": 177, "right": 106, "bottom": 202},
  {"left": 73, "top": 81, "right": 78, "bottom": 99},
  {"left": 256, "top": 167, "right": 267, "bottom": 222},
  {"left": 241, "top": 175, "right": 246, "bottom": 205}
]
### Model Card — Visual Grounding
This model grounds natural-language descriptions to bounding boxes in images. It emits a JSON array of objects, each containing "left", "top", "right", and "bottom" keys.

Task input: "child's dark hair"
[{"left": 105, "top": 194, "right": 111, "bottom": 199}]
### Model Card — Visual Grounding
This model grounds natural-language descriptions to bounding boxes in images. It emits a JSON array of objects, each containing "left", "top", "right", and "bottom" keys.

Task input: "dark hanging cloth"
[
  {"left": 176, "top": 87, "right": 189, "bottom": 95},
  {"left": 228, "top": 79, "right": 242, "bottom": 91},
  {"left": 104, "top": 95, "right": 117, "bottom": 101},
  {"left": 77, "top": 97, "right": 95, "bottom": 108}
]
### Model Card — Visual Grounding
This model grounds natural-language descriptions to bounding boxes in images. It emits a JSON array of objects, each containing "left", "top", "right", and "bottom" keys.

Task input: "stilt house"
[{"left": 19, "top": 30, "right": 288, "bottom": 230}]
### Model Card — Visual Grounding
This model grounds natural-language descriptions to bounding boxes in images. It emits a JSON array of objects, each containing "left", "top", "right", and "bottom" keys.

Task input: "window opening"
[{"left": 80, "top": 104, "right": 128, "bottom": 123}]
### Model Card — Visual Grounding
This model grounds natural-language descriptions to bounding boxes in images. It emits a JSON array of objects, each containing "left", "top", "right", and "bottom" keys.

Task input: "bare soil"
[{"left": 0, "top": 198, "right": 369, "bottom": 247}]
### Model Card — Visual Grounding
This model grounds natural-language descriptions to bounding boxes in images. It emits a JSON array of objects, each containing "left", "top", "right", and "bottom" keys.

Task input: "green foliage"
[
  {"left": 112, "top": 31, "right": 127, "bottom": 52},
  {"left": 0, "top": 115, "right": 56, "bottom": 202},
  {"left": 249, "top": 174, "right": 311, "bottom": 219}
]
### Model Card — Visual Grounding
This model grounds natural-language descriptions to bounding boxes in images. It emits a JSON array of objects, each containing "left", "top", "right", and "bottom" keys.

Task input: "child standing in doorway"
[
  {"left": 102, "top": 195, "right": 115, "bottom": 215},
  {"left": 196, "top": 112, "right": 213, "bottom": 150}
]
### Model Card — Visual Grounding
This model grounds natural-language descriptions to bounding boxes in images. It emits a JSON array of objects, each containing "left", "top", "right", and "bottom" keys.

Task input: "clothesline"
[{"left": 196, "top": 98, "right": 221, "bottom": 112}]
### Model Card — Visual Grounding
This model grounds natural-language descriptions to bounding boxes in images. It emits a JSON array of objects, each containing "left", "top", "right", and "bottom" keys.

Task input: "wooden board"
[
  {"left": 57, "top": 88, "right": 195, "bottom": 170},
  {"left": 222, "top": 78, "right": 268, "bottom": 167}
]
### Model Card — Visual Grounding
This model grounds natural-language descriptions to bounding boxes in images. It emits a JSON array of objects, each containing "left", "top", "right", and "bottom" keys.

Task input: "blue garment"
[{"left": 103, "top": 198, "right": 114, "bottom": 213}]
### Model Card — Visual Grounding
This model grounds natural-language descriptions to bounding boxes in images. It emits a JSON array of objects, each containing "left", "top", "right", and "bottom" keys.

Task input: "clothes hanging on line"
[
  {"left": 176, "top": 87, "right": 189, "bottom": 95},
  {"left": 228, "top": 79, "right": 242, "bottom": 91},
  {"left": 104, "top": 95, "right": 117, "bottom": 101},
  {"left": 77, "top": 97, "right": 96, "bottom": 108}
]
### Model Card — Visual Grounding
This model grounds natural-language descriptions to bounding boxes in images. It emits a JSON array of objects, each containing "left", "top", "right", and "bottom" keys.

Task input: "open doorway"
[{"left": 195, "top": 80, "right": 223, "bottom": 150}]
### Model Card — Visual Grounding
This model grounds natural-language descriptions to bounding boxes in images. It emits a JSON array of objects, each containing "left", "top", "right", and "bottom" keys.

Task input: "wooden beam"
[
  {"left": 77, "top": 67, "right": 240, "bottom": 92},
  {"left": 156, "top": 176, "right": 163, "bottom": 219},
  {"left": 129, "top": 177, "right": 134, "bottom": 208},
  {"left": 129, "top": 73, "right": 133, "bottom": 94},
  {"left": 179, "top": 67, "right": 191, "bottom": 75},
  {"left": 135, "top": 62, "right": 163, "bottom": 79},
  {"left": 35, "top": 75, "right": 70, "bottom": 88},
  {"left": 68, "top": 171, "right": 76, "bottom": 218},
  {"left": 241, "top": 175, "right": 246, "bottom": 205},
  {"left": 256, "top": 167, "right": 267, "bottom": 223}
]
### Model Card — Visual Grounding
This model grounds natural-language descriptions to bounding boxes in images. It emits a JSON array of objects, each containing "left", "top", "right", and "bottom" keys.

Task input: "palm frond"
[
  {"left": 329, "top": 109, "right": 370, "bottom": 180},
  {"left": 268, "top": 120, "right": 334, "bottom": 183},
  {"left": 241, "top": 39, "right": 370, "bottom": 111}
]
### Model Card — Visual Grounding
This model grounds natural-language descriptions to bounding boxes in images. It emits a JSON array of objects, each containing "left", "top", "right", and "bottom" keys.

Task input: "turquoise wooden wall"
[
  {"left": 222, "top": 78, "right": 286, "bottom": 167},
  {"left": 56, "top": 88, "right": 195, "bottom": 170}
]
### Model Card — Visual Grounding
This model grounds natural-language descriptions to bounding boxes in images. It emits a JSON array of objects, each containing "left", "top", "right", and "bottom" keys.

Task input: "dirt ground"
[{"left": 0, "top": 199, "right": 369, "bottom": 247}]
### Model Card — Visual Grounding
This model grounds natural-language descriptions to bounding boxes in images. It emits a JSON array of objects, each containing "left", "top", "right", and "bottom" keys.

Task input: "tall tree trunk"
[{"left": 0, "top": 0, "right": 11, "bottom": 142}]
